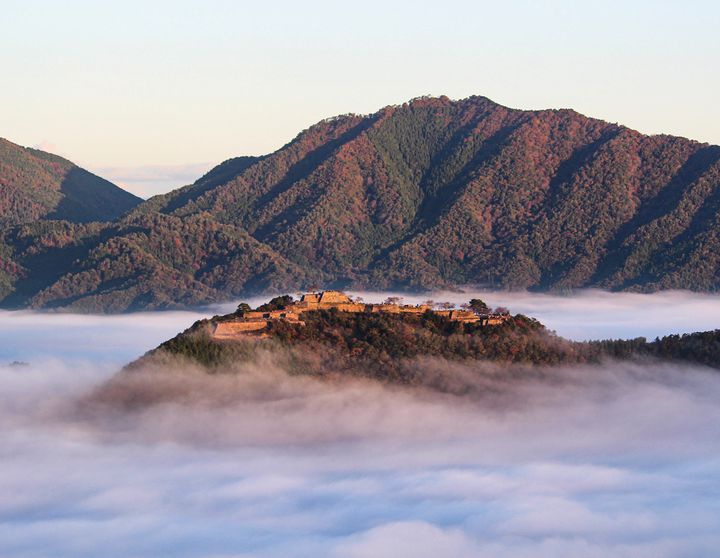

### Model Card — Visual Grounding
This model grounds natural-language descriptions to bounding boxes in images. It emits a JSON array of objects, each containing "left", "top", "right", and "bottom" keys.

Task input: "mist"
[
  {"left": 1, "top": 291, "right": 719, "bottom": 557},
  {"left": 340, "top": 289, "right": 720, "bottom": 341}
]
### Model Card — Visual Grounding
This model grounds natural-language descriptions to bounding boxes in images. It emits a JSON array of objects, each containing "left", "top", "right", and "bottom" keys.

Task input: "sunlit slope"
[
  {"left": 2, "top": 95, "right": 720, "bottom": 311},
  {"left": 143, "top": 95, "right": 720, "bottom": 293}
]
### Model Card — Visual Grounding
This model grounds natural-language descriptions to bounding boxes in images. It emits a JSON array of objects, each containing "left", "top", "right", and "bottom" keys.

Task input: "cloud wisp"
[
  {"left": 2, "top": 358, "right": 720, "bottom": 556},
  {"left": 92, "top": 162, "right": 214, "bottom": 198}
]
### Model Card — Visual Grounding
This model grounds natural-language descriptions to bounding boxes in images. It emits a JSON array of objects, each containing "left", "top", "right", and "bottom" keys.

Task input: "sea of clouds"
[
  {"left": 1, "top": 290, "right": 719, "bottom": 557},
  {"left": 342, "top": 289, "right": 720, "bottom": 341}
]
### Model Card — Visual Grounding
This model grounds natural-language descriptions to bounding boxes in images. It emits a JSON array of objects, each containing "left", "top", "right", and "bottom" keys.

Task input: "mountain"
[
  {"left": 103, "top": 295, "right": 720, "bottom": 404},
  {"left": 0, "top": 215, "right": 307, "bottom": 311},
  {"left": 0, "top": 138, "right": 143, "bottom": 303},
  {"left": 0, "top": 138, "right": 141, "bottom": 225},
  {"left": 2, "top": 95, "right": 720, "bottom": 311},
  {"left": 117, "top": 299, "right": 587, "bottom": 393},
  {"left": 142, "top": 95, "right": 720, "bottom": 293}
]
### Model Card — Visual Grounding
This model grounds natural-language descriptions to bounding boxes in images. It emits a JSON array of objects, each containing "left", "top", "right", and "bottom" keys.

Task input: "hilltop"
[
  {"left": 2, "top": 95, "right": 720, "bottom": 311},
  {"left": 124, "top": 292, "right": 586, "bottom": 388},
  {"left": 121, "top": 292, "right": 720, "bottom": 392}
]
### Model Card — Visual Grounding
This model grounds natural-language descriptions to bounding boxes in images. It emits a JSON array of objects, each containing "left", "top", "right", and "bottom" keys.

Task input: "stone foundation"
[{"left": 212, "top": 291, "right": 508, "bottom": 340}]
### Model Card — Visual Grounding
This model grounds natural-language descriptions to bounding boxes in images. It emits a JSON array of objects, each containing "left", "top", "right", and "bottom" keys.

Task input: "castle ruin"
[{"left": 213, "top": 290, "right": 508, "bottom": 339}]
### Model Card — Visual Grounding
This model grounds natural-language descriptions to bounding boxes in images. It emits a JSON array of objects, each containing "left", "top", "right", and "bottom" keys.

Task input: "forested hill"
[
  {"left": 119, "top": 301, "right": 720, "bottom": 394},
  {"left": 2, "top": 95, "right": 720, "bottom": 311},
  {"left": 0, "top": 138, "right": 141, "bottom": 225}
]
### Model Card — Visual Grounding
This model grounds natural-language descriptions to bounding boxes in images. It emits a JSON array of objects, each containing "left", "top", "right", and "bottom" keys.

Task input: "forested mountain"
[
  {"left": 2, "top": 95, "right": 720, "bottom": 311},
  {"left": 0, "top": 138, "right": 141, "bottom": 225},
  {"left": 122, "top": 306, "right": 589, "bottom": 388},
  {"left": 0, "top": 215, "right": 306, "bottom": 311},
  {"left": 115, "top": 301, "right": 720, "bottom": 396}
]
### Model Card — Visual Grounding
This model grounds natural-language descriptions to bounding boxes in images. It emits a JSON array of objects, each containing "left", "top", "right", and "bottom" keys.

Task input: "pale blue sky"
[{"left": 2, "top": 0, "right": 718, "bottom": 196}]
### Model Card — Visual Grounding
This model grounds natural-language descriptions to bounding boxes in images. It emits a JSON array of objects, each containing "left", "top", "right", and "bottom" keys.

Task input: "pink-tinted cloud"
[{"left": 1, "top": 303, "right": 719, "bottom": 557}]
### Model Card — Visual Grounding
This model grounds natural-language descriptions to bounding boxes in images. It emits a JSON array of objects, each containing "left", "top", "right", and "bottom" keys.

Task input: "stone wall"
[
  {"left": 316, "top": 302, "right": 366, "bottom": 312},
  {"left": 318, "top": 291, "right": 353, "bottom": 304},
  {"left": 214, "top": 321, "right": 268, "bottom": 337},
  {"left": 244, "top": 310, "right": 303, "bottom": 321},
  {"left": 368, "top": 304, "right": 429, "bottom": 314},
  {"left": 213, "top": 291, "right": 507, "bottom": 340}
]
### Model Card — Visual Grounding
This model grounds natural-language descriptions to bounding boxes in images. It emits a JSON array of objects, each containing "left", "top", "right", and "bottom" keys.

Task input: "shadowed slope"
[{"left": 0, "top": 138, "right": 141, "bottom": 224}]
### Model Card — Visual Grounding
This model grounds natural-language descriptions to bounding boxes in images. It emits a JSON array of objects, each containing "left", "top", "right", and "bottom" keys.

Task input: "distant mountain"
[
  {"left": 1, "top": 96, "right": 720, "bottom": 311},
  {"left": 0, "top": 138, "right": 141, "bottom": 225}
]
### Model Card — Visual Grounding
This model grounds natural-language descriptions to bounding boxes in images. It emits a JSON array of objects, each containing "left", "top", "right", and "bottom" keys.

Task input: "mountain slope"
[
  {"left": 0, "top": 214, "right": 310, "bottom": 311},
  {"left": 142, "top": 95, "right": 720, "bottom": 292},
  {"left": 1, "top": 95, "right": 720, "bottom": 311},
  {"left": 0, "top": 138, "right": 141, "bottom": 225}
]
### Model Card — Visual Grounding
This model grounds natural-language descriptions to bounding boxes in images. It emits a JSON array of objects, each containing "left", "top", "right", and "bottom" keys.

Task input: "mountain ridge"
[{"left": 2, "top": 95, "right": 720, "bottom": 311}]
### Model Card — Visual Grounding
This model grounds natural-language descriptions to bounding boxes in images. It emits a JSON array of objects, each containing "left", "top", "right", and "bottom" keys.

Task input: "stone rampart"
[
  {"left": 214, "top": 321, "right": 268, "bottom": 337},
  {"left": 212, "top": 291, "right": 505, "bottom": 340}
]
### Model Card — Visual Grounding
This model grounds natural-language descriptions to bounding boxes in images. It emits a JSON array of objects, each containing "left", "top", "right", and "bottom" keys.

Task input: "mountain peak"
[{"left": 0, "top": 137, "right": 141, "bottom": 225}]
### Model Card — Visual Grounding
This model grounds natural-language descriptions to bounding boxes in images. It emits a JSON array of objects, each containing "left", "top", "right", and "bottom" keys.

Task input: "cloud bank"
[
  {"left": 1, "top": 292, "right": 719, "bottom": 557},
  {"left": 342, "top": 289, "right": 720, "bottom": 341},
  {"left": 2, "top": 356, "right": 719, "bottom": 558},
  {"left": 0, "top": 308, "right": 210, "bottom": 363}
]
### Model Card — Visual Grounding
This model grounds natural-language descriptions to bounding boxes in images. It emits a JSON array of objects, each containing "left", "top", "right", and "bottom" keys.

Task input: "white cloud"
[
  {"left": 92, "top": 162, "right": 214, "bottom": 198},
  {"left": 342, "top": 289, "right": 720, "bottom": 341},
  {"left": 1, "top": 300, "right": 720, "bottom": 557},
  {"left": 332, "top": 521, "right": 480, "bottom": 558}
]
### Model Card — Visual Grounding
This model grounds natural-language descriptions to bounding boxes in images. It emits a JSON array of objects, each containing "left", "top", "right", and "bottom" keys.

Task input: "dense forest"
[
  {"left": 129, "top": 297, "right": 720, "bottom": 388},
  {"left": 2, "top": 95, "right": 720, "bottom": 311}
]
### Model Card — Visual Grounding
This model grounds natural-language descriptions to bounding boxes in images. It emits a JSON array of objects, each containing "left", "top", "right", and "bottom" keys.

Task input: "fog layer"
[
  {"left": 341, "top": 289, "right": 720, "bottom": 341},
  {"left": 1, "top": 291, "right": 719, "bottom": 557}
]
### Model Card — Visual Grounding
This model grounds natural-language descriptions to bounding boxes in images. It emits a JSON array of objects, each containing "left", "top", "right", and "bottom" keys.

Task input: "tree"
[
  {"left": 256, "top": 295, "right": 295, "bottom": 312},
  {"left": 383, "top": 296, "right": 404, "bottom": 305},
  {"left": 467, "top": 298, "right": 489, "bottom": 314},
  {"left": 494, "top": 306, "right": 510, "bottom": 315},
  {"left": 235, "top": 302, "right": 252, "bottom": 315}
]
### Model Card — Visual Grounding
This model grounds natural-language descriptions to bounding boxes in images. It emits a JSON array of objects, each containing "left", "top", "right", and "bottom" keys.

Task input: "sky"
[{"left": 1, "top": 0, "right": 719, "bottom": 197}]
